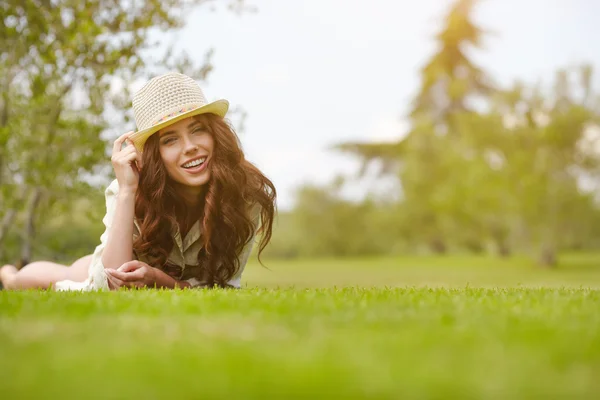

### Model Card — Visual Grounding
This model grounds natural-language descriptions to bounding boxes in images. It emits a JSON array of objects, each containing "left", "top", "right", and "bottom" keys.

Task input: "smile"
[
  {"left": 182, "top": 156, "right": 207, "bottom": 168},
  {"left": 181, "top": 156, "right": 209, "bottom": 174}
]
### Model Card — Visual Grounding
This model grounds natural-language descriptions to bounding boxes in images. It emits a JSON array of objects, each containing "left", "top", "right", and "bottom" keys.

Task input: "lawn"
[
  {"left": 244, "top": 252, "right": 600, "bottom": 288},
  {"left": 1, "top": 254, "right": 599, "bottom": 399}
]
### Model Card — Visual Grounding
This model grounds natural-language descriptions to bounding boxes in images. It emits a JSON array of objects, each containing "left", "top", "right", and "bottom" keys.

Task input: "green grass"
[
  {"left": 1, "top": 255, "right": 600, "bottom": 399},
  {"left": 244, "top": 252, "right": 600, "bottom": 288}
]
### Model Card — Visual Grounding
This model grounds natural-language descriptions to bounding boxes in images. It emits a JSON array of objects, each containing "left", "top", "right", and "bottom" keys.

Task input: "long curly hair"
[{"left": 132, "top": 114, "right": 276, "bottom": 287}]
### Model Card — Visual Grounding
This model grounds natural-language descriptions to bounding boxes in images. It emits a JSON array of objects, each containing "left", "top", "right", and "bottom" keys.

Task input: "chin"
[{"left": 179, "top": 173, "right": 210, "bottom": 188}]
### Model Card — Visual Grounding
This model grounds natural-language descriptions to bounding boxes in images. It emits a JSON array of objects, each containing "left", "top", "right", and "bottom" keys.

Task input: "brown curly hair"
[{"left": 132, "top": 114, "right": 276, "bottom": 287}]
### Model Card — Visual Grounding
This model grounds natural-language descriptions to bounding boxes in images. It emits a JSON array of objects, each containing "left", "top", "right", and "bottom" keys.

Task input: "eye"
[
  {"left": 161, "top": 137, "right": 176, "bottom": 145},
  {"left": 192, "top": 126, "right": 206, "bottom": 134}
]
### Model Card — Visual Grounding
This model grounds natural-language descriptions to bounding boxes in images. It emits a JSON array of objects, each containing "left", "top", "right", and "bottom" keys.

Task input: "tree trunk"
[
  {"left": 0, "top": 209, "right": 17, "bottom": 260},
  {"left": 0, "top": 209, "right": 16, "bottom": 243},
  {"left": 429, "top": 237, "right": 447, "bottom": 254},
  {"left": 0, "top": 72, "right": 14, "bottom": 187},
  {"left": 491, "top": 229, "right": 511, "bottom": 258},
  {"left": 20, "top": 188, "right": 43, "bottom": 267},
  {"left": 0, "top": 186, "right": 26, "bottom": 260},
  {"left": 15, "top": 85, "right": 68, "bottom": 267},
  {"left": 538, "top": 244, "right": 556, "bottom": 268},
  {"left": 496, "top": 242, "right": 511, "bottom": 258}
]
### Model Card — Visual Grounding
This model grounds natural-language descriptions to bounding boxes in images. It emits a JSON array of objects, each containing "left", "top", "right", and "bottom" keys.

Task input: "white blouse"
[{"left": 55, "top": 179, "right": 259, "bottom": 291}]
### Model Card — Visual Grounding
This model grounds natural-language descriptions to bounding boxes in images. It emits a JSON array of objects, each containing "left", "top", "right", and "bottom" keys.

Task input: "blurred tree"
[
  {"left": 488, "top": 66, "right": 600, "bottom": 267},
  {"left": 333, "top": 0, "right": 600, "bottom": 266},
  {"left": 336, "top": 0, "right": 492, "bottom": 254},
  {"left": 0, "top": 0, "right": 250, "bottom": 264},
  {"left": 263, "top": 179, "right": 403, "bottom": 259}
]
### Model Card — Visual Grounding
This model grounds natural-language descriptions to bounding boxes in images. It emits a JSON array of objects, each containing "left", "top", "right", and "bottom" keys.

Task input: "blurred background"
[{"left": 1, "top": 0, "right": 600, "bottom": 285}]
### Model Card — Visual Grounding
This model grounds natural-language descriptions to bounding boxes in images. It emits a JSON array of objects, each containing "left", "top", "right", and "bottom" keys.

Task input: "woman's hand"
[
  {"left": 111, "top": 131, "right": 143, "bottom": 193},
  {"left": 105, "top": 260, "right": 157, "bottom": 290}
]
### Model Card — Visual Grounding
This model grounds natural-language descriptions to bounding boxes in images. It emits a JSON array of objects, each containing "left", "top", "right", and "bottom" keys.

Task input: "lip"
[
  {"left": 180, "top": 155, "right": 208, "bottom": 168},
  {"left": 181, "top": 157, "right": 209, "bottom": 175}
]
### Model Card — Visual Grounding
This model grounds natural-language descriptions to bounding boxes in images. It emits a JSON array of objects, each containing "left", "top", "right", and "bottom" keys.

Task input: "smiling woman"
[
  {"left": 158, "top": 118, "right": 215, "bottom": 199},
  {"left": 0, "top": 73, "right": 277, "bottom": 291}
]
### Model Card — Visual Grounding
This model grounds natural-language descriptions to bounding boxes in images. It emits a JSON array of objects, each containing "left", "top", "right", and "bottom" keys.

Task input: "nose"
[{"left": 182, "top": 135, "right": 198, "bottom": 154}]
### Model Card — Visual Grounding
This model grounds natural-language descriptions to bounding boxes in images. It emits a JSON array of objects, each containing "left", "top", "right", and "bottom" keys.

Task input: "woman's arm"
[
  {"left": 55, "top": 132, "right": 142, "bottom": 291},
  {"left": 55, "top": 178, "right": 134, "bottom": 291},
  {"left": 101, "top": 188, "right": 136, "bottom": 269},
  {"left": 102, "top": 132, "right": 142, "bottom": 270},
  {"left": 153, "top": 268, "right": 192, "bottom": 289},
  {"left": 105, "top": 261, "right": 192, "bottom": 290}
]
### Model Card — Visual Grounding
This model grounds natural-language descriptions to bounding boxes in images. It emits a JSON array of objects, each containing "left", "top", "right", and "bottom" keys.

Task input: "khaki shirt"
[{"left": 55, "top": 179, "right": 258, "bottom": 291}]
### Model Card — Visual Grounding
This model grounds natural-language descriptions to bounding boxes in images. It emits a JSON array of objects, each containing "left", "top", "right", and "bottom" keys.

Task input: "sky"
[{"left": 147, "top": 0, "right": 600, "bottom": 210}]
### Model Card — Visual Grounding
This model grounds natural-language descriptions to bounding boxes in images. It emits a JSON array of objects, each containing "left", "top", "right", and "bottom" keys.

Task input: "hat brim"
[{"left": 129, "top": 99, "right": 229, "bottom": 152}]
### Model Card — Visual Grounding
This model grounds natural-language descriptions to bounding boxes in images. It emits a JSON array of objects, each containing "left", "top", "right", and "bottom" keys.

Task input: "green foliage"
[
  {"left": 0, "top": 186, "right": 106, "bottom": 264},
  {"left": 334, "top": 0, "right": 495, "bottom": 256},
  {"left": 264, "top": 181, "right": 404, "bottom": 259},
  {"left": 327, "top": 0, "right": 600, "bottom": 265},
  {"left": 0, "top": 0, "right": 246, "bottom": 262},
  {"left": 411, "top": 0, "right": 491, "bottom": 122}
]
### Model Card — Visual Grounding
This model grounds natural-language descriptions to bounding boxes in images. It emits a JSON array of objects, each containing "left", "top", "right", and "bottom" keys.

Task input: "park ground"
[{"left": 1, "top": 253, "right": 599, "bottom": 398}]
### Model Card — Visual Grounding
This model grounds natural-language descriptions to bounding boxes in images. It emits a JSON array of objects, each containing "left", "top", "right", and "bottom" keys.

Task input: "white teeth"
[{"left": 183, "top": 157, "right": 206, "bottom": 168}]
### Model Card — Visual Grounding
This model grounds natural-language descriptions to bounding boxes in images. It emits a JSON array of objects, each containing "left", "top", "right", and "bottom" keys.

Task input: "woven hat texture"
[{"left": 129, "top": 72, "right": 228, "bottom": 151}]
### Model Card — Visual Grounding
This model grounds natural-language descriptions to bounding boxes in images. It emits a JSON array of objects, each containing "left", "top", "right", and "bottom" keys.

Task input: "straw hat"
[{"left": 129, "top": 72, "right": 229, "bottom": 152}]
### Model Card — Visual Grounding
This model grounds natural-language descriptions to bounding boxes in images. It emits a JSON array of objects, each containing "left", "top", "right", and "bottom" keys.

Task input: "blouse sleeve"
[
  {"left": 87, "top": 179, "right": 124, "bottom": 290},
  {"left": 55, "top": 179, "right": 122, "bottom": 291},
  {"left": 226, "top": 202, "right": 262, "bottom": 288}
]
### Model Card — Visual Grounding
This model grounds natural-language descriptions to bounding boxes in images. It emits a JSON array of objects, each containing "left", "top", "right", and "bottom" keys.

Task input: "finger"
[
  {"left": 109, "top": 269, "right": 143, "bottom": 282},
  {"left": 118, "top": 260, "right": 142, "bottom": 273},
  {"left": 112, "top": 131, "right": 134, "bottom": 155},
  {"left": 109, "top": 275, "right": 137, "bottom": 290},
  {"left": 105, "top": 270, "right": 125, "bottom": 290},
  {"left": 107, "top": 269, "right": 130, "bottom": 281},
  {"left": 123, "top": 139, "right": 139, "bottom": 154},
  {"left": 117, "top": 151, "right": 140, "bottom": 166},
  {"left": 135, "top": 149, "right": 143, "bottom": 170},
  {"left": 126, "top": 139, "right": 144, "bottom": 170},
  {"left": 114, "top": 146, "right": 138, "bottom": 160},
  {"left": 108, "top": 276, "right": 123, "bottom": 290}
]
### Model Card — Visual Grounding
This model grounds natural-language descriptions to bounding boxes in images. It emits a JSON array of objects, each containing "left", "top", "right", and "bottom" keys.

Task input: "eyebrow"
[{"left": 159, "top": 121, "right": 201, "bottom": 138}]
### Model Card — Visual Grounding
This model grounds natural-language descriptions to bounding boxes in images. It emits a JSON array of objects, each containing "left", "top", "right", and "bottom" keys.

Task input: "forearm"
[
  {"left": 152, "top": 268, "right": 191, "bottom": 289},
  {"left": 102, "top": 189, "right": 136, "bottom": 269}
]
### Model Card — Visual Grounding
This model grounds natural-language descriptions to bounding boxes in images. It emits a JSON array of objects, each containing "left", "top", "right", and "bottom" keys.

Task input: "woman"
[{"left": 0, "top": 72, "right": 276, "bottom": 291}]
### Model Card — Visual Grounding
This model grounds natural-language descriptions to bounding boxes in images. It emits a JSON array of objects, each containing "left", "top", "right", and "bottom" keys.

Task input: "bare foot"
[{"left": 0, "top": 264, "right": 18, "bottom": 288}]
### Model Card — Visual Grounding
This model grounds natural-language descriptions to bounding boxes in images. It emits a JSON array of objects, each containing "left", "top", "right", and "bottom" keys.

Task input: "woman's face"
[{"left": 157, "top": 116, "right": 214, "bottom": 191}]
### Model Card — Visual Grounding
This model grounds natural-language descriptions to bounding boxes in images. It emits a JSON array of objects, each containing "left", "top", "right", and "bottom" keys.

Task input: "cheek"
[
  {"left": 159, "top": 147, "right": 180, "bottom": 171},
  {"left": 195, "top": 134, "right": 215, "bottom": 152}
]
